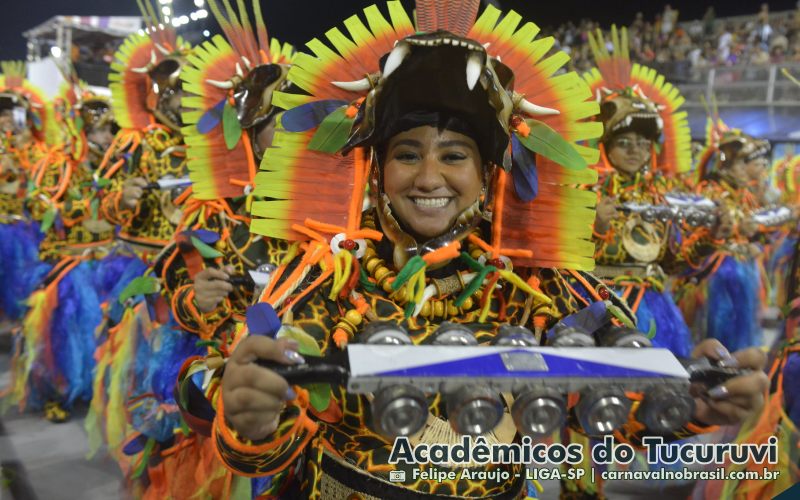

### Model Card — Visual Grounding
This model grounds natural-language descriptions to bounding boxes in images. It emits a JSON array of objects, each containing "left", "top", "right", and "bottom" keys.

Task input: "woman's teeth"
[{"left": 412, "top": 197, "right": 450, "bottom": 208}]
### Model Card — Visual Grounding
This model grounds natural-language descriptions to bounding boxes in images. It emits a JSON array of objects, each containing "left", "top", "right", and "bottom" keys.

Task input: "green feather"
[
  {"left": 222, "top": 102, "right": 242, "bottom": 150},
  {"left": 119, "top": 276, "right": 160, "bottom": 303},
  {"left": 90, "top": 198, "right": 99, "bottom": 220},
  {"left": 40, "top": 208, "right": 57, "bottom": 233},
  {"left": 277, "top": 325, "right": 331, "bottom": 412},
  {"left": 517, "top": 120, "right": 587, "bottom": 170},
  {"left": 95, "top": 178, "right": 111, "bottom": 189},
  {"left": 307, "top": 107, "right": 355, "bottom": 153},
  {"left": 190, "top": 236, "right": 223, "bottom": 258}
]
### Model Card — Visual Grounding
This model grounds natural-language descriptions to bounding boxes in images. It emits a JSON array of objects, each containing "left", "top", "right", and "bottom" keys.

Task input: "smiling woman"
[{"left": 382, "top": 119, "right": 484, "bottom": 242}]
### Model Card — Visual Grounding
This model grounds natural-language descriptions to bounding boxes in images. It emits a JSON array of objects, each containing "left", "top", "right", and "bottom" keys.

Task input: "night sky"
[{"left": 1, "top": 0, "right": 797, "bottom": 61}]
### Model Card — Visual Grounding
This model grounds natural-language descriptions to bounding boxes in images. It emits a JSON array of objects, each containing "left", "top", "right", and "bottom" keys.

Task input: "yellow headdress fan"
[
  {"left": 108, "top": 0, "right": 191, "bottom": 133},
  {"left": 583, "top": 26, "right": 692, "bottom": 176},
  {"left": 251, "top": 0, "right": 601, "bottom": 272},
  {"left": 180, "top": 0, "right": 294, "bottom": 200},
  {"left": 0, "top": 61, "right": 55, "bottom": 145}
]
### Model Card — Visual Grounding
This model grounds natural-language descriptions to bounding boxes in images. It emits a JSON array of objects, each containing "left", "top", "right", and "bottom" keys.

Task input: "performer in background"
[
  {"left": 84, "top": 0, "right": 193, "bottom": 475},
  {"left": 584, "top": 26, "right": 722, "bottom": 358},
  {"left": 0, "top": 61, "right": 52, "bottom": 324},
  {"left": 175, "top": 2, "right": 767, "bottom": 498},
  {"left": 107, "top": 1, "right": 295, "bottom": 497}
]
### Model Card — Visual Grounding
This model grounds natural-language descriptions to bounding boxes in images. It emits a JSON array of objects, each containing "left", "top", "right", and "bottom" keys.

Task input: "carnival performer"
[
  {"left": 1, "top": 63, "right": 140, "bottom": 423},
  {"left": 84, "top": 0, "right": 192, "bottom": 466},
  {"left": 104, "top": 1, "right": 295, "bottom": 497},
  {"left": 0, "top": 61, "right": 52, "bottom": 324},
  {"left": 692, "top": 125, "right": 773, "bottom": 352},
  {"left": 175, "top": 3, "right": 768, "bottom": 498},
  {"left": 583, "top": 27, "right": 721, "bottom": 358}
]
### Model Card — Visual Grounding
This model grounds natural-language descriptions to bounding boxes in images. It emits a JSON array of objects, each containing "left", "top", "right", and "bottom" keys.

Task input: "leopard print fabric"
[
  {"left": 27, "top": 155, "right": 114, "bottom": 261},
  {"left": 153, "top": 202, "right": 292, "bottom": 338},
  {"left": 101, "top": 128, "right": 188, "bottom": 248}
]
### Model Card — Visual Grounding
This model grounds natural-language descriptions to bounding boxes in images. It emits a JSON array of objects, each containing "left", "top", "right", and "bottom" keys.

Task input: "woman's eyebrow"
[
  {"left": 437, "top": 140, "right": 474, "bottom": 149},
  {"left": 390, "top": 139, "right": 422, "bottom": 148}
]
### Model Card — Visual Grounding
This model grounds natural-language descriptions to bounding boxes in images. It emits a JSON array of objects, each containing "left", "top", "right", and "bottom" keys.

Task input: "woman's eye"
[
  {"left": 394, "top": 151, "right": 419, "bottom": 162},
  {"left": 443, "top": 152, "right": 467, "bottom": 162}
]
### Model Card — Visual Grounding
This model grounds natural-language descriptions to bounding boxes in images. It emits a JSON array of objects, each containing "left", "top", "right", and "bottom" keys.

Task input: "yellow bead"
[
  {"left": 345, "top": 309, "right": 363, "bottom": 326},
  {"left": 365, "top": 257, "right": 380, "bottom": 273},
  {"left": 421, "top": 302, "right": 431, "bottom": 317},
  {"left": 382, "top": 281, "right": 394, "bottom": 293},
  {"left": 448, "top": 304, "right": 458, "bottom": 316},
  {"left": 470, "top": 248, "right": 484, "bottom": 259},
  {"left": 374, "top": 267, "right": 390, "bottom": 282},
  {"left": 461, "top": 297, "right": 474, "bottom": 310},
  {"left": 433, "top": 301, "right": 444, "bottom": 317}
]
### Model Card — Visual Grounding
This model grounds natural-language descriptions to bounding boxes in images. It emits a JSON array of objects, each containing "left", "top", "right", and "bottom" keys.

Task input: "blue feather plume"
[
  {"left": 281, "top": 99, "right": 349, "bottom": 132},
  {"left": 511, "top": 134, "right": 539, "bottom": 202}
]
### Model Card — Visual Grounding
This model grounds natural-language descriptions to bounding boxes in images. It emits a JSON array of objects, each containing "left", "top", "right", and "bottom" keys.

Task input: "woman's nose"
[{"left": 413, "top": 157, "right": 445, "bottom": 191}]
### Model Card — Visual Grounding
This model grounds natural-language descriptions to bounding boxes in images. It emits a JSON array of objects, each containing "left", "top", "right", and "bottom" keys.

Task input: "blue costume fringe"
[
  {"left": 0, "top": 221, "right": 49, "bottom": 321},
  {"left": 706, "top": 256, "right": 762, "bottom": 352},
  {"left": 128, "top": 318, "right": 205, "bottom": 443},
  {"left": 637, "top": 288, "right": 693, "bottom": 358},
  {"left": 29, "top": 261, "right": 101, "bottom": 410},
  {"left": 783, "top": 351, "right": 800, "bottom": 426}
]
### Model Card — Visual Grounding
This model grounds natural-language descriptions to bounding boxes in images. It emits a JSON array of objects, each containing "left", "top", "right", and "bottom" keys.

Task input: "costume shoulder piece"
[
  {"left": 108, "top": 0, "right": 190, "bottom": 131},
  {"left": 583, "top": 26, "right": 691, "bottom": 176},
  {"left": 250, "top": 1, "right": 601, "bottom": 271},
  {"left": 180, "top": 0, "right": 294, "bottom": 200}
]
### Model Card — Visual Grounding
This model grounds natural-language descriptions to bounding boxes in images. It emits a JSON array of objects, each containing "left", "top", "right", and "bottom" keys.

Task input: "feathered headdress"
[
  {"left": 180, "top": 0, "right": 294, "bottom": 200},
  {"left": 251, "top": 1, "right": 601, "bottom": 271},
  {"left": 108, "top": 0, "right": 190, "bottom": 131},
  {"left": 583, "top": 26, "right": 691, "bottom": 176},
  {"left": 0, "top": 61, "right": 54, "bottom": 144}
]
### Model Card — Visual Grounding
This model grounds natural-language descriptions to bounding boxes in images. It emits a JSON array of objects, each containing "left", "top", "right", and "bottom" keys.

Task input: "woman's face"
[
  {"left": 87, "top": 123, "right": 115, "bottom": 151},
  {"left": 606, "top": 131, "right": 652, "bottom": 175},
  {"left": 382, "top": 126, "right": 483, "bottom": 241}
]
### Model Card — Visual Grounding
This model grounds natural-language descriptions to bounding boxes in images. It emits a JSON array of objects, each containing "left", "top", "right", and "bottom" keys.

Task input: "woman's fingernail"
[
  {"left": 284, "top": 349, "right": 305, "bottom": 364},
  {"left": 284, "top": 339, "right": 300, "bottom": 350},
  {"left": 717, "top": 356, "right": 739, "bottom": 368},
  {"left": 284, "top": 387, "right": 297, "bottom": 401},
  {"left": 708, "top": 385, "right": 730, "bottom": 399},
  {"left": 716, "top": 347, "right": 731, "bottom": 360}
]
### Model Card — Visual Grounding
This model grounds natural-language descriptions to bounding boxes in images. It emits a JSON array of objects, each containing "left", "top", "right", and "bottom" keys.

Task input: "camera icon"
[{"left": 389, "top": 470, "right": 406, "bottom": 483}]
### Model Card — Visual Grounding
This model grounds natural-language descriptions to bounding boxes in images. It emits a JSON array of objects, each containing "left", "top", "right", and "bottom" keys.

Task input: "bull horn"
[
  {"left": 206, "top": 79, "right": 235, "bottom": 89},
  {"left": 331, "top": 77, "right": 371, "bottom": 92},
  {"left": 131, "top": 50, "right": 157, "bottom": 73},
  {"left": 520, "top": 98, "right": 560, "bottom": 116},
  {"left": 236, "top": 63, "right": 244, "bottom": 77},
  {"left": 154, "top": 43, "right": 170, "bottom": 56},
  {"left": 241, "top": 56, "right": 252, "bottom": 70}
]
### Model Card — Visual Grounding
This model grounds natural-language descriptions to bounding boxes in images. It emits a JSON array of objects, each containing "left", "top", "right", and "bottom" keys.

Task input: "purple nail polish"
[
  {"left": 708, "top": 385, "right": 730, "bottom": 399},
  {"left": 284, "top": 349, "right": 305, "bottom": 364},
  {"left": 284, "top": 387, "right": 297, "bottom": 401},
  {"left": 715, "top": 347, "right": 731, "bottom": 360}
]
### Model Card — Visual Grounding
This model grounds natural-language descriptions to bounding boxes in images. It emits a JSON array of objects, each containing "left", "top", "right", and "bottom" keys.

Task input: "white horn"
[
  {"left": 236, "top": 63, "right": 244, "bottom": 77},
  {"left": 520, "top": 98, "right": 561, "bottom": 116},
  {"left": 206, "top": 79, "right": 235, "bottom": 89},
  {"left": 331, "top": 78, "right": 371, "bottom": 92},
  {"left": 382, "top": 42, "right": 410, "bottom": 78},
  {"left": 241, "top": 56, "right": 252, "bottom": 69},
  {"left": 131, "top": 66, "right": 151, "bottom": 74},
  {"left": 466, "top": 52, "right": 482, "bottom": 90},
  {"left": 155, "top": 43, "right": 170, "bottom": 56}
]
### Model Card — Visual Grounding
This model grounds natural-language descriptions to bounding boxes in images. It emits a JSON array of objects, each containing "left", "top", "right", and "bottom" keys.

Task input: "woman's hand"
[
  {"left": 595, "top": 196, "right": 618, "bottom": 234},
  {"left": 193, "top": 265, "right": 235, "bottom": 313},
  {"left": 222, "top": 336, "right": 305, "bottom": 441},
  {"left": 690, "top": 339, "right": 769, "bottom": 426},
  {"left": 121, "top": 177, "right": 148, "bottom": 209}
]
